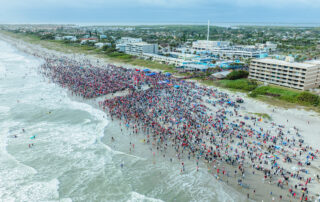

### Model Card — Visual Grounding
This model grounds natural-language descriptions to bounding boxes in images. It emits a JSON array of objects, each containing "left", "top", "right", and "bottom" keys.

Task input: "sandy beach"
[{"left": 1, "top": 33, "right": 320, "bottom": 202}]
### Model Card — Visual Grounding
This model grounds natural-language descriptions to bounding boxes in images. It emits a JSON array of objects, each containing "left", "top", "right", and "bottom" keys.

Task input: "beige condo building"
[{"left": 249, "top": 58, "right": 320, "bottom": 90}]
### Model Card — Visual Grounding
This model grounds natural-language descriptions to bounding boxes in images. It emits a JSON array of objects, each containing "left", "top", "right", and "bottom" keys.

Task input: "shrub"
[
  {"left": 219, "top": 79, "right": 258, "bottom": 91},
  {"left": 226, "top": 70, "right": 249, "bottom": 80},
  {"left": 250, "top": 86, "right": 299, "bottom": 103},
  {"left": 248, "top": 91, "right": 258, "bottom": 97},
  {"left": 296, "top": 92, "right": 319, "bottom": 106}
]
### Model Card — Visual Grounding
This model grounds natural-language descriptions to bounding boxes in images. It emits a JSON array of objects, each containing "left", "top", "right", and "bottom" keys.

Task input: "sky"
[{"left": 0, "top": 0, "right": 320, "bottom": 24}]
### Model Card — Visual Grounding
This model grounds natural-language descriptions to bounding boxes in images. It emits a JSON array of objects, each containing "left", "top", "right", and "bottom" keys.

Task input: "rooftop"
[
  {"left": 129, "top": 42, "right": 153, "bottom": 45},
  {"left": 304, "top": 60, "right": 320, "bottom": 65},
  {"left": 252, "top": 58, "right": 317, "bottom": 69}
]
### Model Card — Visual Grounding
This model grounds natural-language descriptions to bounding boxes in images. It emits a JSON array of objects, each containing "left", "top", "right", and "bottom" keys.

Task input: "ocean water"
[{"left": 0, "top": 40, "right": 244, "bottom": 202}]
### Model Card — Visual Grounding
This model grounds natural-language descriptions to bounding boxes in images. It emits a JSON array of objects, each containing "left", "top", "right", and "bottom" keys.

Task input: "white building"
[
  {"left": 209, "top": 47, "right": 267, "bottom": 59},
  {"left": 255, "top": 42, "right": 277, "bottom": 51},
  {"left": 249, "top": 58, "right": 320, "bottom": 90},
  {"left": 168, "top": 52, "right": 198, "bottom": 61},
  {"left": 117, "top": 37, "right": 142, "bottom": 44},
  {"left": 265, "top": 42, "right": 277, "bottom": 51},
  {"left": 80, "top": 38, "right": 98, "bottom": 44},
  {"left": 124, "top": 42, "right": 158, "bottom": 55},
  {"left": 142, "top": 53, "right": 184, "bottom": 66},
  {"left": 192, "top": 40, "right": 269, "bottom": 58},
  {"left": 94, "top": 42, "right": 111, "bottom": 48},
  {"left": 192, "top": 40, "right": 231, "bottom": 50},
  {"left": 55, "top": 36, "right": 63, "bottom": 41},
  {"left": 116, "top": 44, "right": 127, "bottom": 52},
  {"left": 178, "top": 63, "right": 209, "bottom": 71},
  {"left": 63, "top": 36, "right": 77, "bottom": 41}
]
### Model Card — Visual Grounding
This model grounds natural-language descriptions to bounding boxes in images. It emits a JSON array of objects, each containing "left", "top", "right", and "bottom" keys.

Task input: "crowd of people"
[
  {"left": 40, "top": 56, "right": 142, "bottom": 98},
  {"left": 103, "top": 71, "right": 320, "bottom": 201},
  {"left": 9, "top": 39, "right": 320, "bottom": 201}
]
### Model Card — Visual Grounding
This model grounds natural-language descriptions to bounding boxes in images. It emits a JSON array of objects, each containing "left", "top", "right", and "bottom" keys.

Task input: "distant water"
[
  {"left": 0, "top": 40, "right": 244, "bottom": 202},
  {"left": 74, "top": 22, "right": 320, "bottom": 27}
]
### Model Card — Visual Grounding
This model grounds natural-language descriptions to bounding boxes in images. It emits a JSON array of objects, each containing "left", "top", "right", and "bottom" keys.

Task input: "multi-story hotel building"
[
  {"left": 124, "top": 42, "right": 158, "bottom": 55},
  {"left": 249, "top": 58, "right": 320, "bottom": 90}
]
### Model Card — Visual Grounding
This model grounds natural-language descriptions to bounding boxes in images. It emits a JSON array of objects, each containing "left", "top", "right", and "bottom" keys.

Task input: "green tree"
[{"left": 226, "top": 70, "right": 249, "bottom": 80}]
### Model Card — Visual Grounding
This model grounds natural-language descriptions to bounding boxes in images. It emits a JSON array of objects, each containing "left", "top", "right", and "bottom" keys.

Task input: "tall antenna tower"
[
  {"left": 206, "top": 20, "right": 210, "bottom": 67},
  {"left": 207, "top": 20, "right": 210, "bottom": 41}
]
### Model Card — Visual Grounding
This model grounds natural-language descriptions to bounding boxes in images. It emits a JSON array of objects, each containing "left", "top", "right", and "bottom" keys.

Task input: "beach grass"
[
  {"left": 249, "top": 86, "right": 319, "bottom": 107},
  {"left": 218, "top": 79, "right": 258, "bottom": 91},
  {"left": 192, "top": 79, "right": 257, "bottom": 92}
]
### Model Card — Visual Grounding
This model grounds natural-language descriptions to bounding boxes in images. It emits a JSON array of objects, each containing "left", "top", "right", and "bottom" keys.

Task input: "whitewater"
[{"left": 0, "top": 40, "right": 245, "bottom": 202}]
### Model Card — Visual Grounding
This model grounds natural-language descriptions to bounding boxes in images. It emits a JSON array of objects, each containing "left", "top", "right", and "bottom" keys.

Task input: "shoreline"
[{"left": 1, "top": 34, "right": 320, "bottom": 202}]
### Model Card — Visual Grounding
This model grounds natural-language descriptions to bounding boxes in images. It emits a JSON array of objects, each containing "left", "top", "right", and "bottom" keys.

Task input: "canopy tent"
[
  {"left": 174, "top": 85, "right": 180, "bottom": 88},
  {"left": 165, "top": 72, "right": 171, "bottom": 76},
  {"left": 143, "top": 69, "right": 150, "bottom": 72},
  {"left": 146, "top": 72, "right": 156, "bottom": 76}
]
